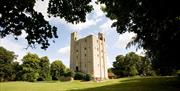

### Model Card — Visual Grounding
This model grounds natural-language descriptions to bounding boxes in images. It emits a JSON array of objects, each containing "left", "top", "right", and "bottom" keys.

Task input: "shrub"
[
  {"left": 64, "top": 70, "right": 75, "bottom": 77},
  {"left": 21, "top": 72, "right": 39, "bottom": 82},
  {"left": 84, "top": 74, "right": 92, "bottom": 81},
  {"left": 74, "top": 72, "right": 92, "bottom": 81},
  {"left": 74, "top": 72, "right": 85, "bottom": 80}
]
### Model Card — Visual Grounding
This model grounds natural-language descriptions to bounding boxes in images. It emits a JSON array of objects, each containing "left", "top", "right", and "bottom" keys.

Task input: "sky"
[{"left": 0, "top": 0, "right": 144, "bottom": 68}]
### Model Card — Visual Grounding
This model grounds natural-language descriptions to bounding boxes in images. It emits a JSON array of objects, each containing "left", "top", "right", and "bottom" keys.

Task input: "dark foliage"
[
  {"left": 0, "top": 0, "right": 93, "bottom": 49},
  {"left": 47, "top": 0, "right": 93, "bottom": 23},
  {"left": 38, "top": 56, "right": 51, "bottom": 81},
  {"left": 0, "top": 47, "right": 17, "bottom": 81},
  {"left": 84, "top": 74, "right": 92, "bottom": 81},
  {"left": 64, "top": 70, "right": 75, "bottom": 78},
  {"left": 0, "top": 0, "right": 58, "bottom": 49},
  {"left": 98, "top": 0, "right": 180, "bottom": 75},
  {"left": 50, "top": 60, "right": 66, "bottom": 80},
  {"left": 74, "top": 72, "right": 92, "bottom": 81},
  {"left": 74, "top": 72, "right": 85, "bottom": 80},
  {"left": 112, "top": 52, "right": 155, "bottom": 77}
]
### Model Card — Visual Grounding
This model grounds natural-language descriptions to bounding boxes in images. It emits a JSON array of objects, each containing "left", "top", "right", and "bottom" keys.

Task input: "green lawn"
[{"left": 0, "top": 76, "right": 179, "bottom": 91}]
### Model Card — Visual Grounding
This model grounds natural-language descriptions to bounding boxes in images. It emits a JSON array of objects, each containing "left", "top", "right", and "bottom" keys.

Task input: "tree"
[
  {"left": 48, "top": 0, "right": 93, "bottom": 23},
  {"left": 38, "top": 56, "right": 51, "bottom": 81},
  {"left": 21, "top": 53, "right": 40, "bottom": 82},
  {"left": 112, "top": 55, "right": 126, "bottom": 77},
  {"left": 50, "top": 60, "right": 66, "bottom": 80},
  {"left": 0, "top": 47, "right": 16, "bottom": 64},
  {"left": 13, "top": 62, "right": 22, "bottom": 81},
  {"left": 0, "top": 0, "right": 58, "bottom": 49},
  {"left": 124, "top": 52, "right": 140, "bottom": 76},
  {"left": 98, "top": 0, "right": 180, "bottom": 75},
  {"left": 138, "top": 56, "right": 155, "bottom": 76},
  {"left": 0, "top": 0, "right": 93, "bottom": 49},
  {"left": 112, "top": 52, "right": 154, "bottom": 77},
  {"left": 0, "top": 47, "right": 17, "bottom": 81}
]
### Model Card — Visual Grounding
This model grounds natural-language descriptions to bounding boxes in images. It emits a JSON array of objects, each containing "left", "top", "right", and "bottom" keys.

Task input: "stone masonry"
[{"left": 70, "top": 32, "right": 108, "bottom": 80}]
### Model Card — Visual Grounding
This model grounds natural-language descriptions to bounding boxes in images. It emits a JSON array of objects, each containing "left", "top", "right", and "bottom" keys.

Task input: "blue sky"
[{"left": 0, "top": 0, "right": 144, "bottom": 68}]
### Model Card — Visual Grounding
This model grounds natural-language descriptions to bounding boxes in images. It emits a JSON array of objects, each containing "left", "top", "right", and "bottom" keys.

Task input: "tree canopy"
[
  {"left": 98, "top": 0, "right": 180, "bottom": 75},
  {"left": 0, "top": 0, "right": 92, "bottom": 49},
  {"left": 50, "top": 60, "right": 66, "bottom": 80},
  {"left": 112, "top": 52, "right": 154, "bottom": 77},
  {"left": 0, "top": 47, "right": 18, "bottom": 81}
]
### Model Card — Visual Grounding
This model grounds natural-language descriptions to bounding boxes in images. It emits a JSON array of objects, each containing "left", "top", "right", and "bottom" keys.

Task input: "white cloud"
[
  {"left": 90, "top": 1, "right": 105, "bottom": 19},
  {"left": 135, "top": 48, "right": 145, "bottom": 56},
  {"left": 114, "top": 32, "right": 137, "bottom": 49},
  {"left": 34, "top": 0, "right": 50, "bottom": 20},
  {"left": 34, "top": 0, "right": 107, "bottom": 32},
  {"left": 58, "top": 46, "right": 70, "bottom": 67},
  {"left": 58, "top": 46, "right": 70, "bottom": 56},
  {"left": 66, "top": 1, "right": 106, "bottom": 31},
  {"left": 67, "top": 18, "right": 97, "bottom": 31},
  {"left": 49, "top": 17, "right": 68, "bottom": 26},
  {"left": 99, "top": 19, "right": 116, "bottom": 35}
]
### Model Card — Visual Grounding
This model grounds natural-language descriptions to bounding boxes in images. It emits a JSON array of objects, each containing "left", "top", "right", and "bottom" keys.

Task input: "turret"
[
  {"left": 98, "top": 32, "right": 105, "bottom": 41},
  {"left": 70, "top": 32, "right": 78, "bottom": 70}
]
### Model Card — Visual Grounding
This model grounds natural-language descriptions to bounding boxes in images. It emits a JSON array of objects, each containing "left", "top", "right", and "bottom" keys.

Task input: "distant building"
[
  {"left": 70, "top": 32, "right": 108, "bottom": 80},
  {"left": 108, "top": 72, "right": 117, "bottom": 79}
]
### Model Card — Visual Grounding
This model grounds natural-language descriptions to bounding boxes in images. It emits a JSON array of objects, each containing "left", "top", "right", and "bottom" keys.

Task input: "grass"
[{"left": 0, "top": 76, "right": 179, "bottom": 91}]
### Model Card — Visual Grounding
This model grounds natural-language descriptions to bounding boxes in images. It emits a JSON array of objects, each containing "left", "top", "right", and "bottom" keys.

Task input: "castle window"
[
  {"left": 100, "top": 37, "right": 103, "bottom": 40},
  {"left": 85, "top": 54, "right": 86, "bottom": 56},
  {"left": 85, "top": 39, "right": 87, "bottom": 42},
  {"left": 84, "top": 47, "right": 86, "bottom": 50},
  {"left": 97, "top": 40, "right": 98, "bottom": 43}
]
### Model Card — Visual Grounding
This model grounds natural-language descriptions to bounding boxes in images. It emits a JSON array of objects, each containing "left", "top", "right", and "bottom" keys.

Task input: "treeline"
[
  {"left": 110, "top": 52, "right": 155, "bottom": 78},
  {"left": 110, "top": 52, "right": 180, "bottom": 78},
  {"left": 0, "top": 47, "right": 73, "bottom": 82}
]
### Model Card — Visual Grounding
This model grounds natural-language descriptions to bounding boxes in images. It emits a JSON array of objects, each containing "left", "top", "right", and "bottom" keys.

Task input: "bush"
[
  {"left": 84, "top": 74, "right": 92, "bottom": 81},
  {"left": 74, "top": 72, "right": 85, "bottom": 80},
  {"left": 22, "top": 72, "right": 39, "bottom": 82},
  {"left": 74, "top": 72, "right": 92, "bottom": 81},
  {"left": 64, "top": 70, "right": 75, "bottom": 77}
]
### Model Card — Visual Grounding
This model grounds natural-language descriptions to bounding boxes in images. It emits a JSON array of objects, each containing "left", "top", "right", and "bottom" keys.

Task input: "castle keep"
[{"left": 70, "top": 32, "right": 108, "bottom": 80}]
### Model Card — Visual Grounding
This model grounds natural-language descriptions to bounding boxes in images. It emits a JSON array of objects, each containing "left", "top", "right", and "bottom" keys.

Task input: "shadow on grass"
[{"left": 70, "top": 77, "right": 180, "bottom": 91}]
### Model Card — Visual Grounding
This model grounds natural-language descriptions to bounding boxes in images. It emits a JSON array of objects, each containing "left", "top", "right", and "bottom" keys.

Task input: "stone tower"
[{"left": 70, "top": 32, "right": 108, "bottom": 80}]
